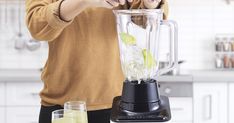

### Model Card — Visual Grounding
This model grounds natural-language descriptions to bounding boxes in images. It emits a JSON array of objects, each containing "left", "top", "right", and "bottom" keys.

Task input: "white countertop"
[
  {"left": 191, "top": 69, "right": 234, "bottom": 82},
  {"left": 0, "top": 69, "right": 234, "bottom": 83},
  {"left": 158, "top": 75, "right": 193, "bottom": 82}
]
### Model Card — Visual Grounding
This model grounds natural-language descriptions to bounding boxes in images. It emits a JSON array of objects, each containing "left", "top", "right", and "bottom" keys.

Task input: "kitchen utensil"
[
  {"left": 223, "top": 55, "right": 231, "bottom": 68},
  {"left": 231, "top": 55, "right": 234, "bottom": 68},
  {"left": 0, "top": 3, "right": 2, "bottom": 31},
  {"left": 158, "top": 60, "right": 184, "bottom": 75},
  {"left": 10, "top": 5, "right": 16, "bottom": 32},
  {"left": 14, "top": 33, "right": 26, "bottom": 50},
  {"left": 223, "top": 38, "right": 232, "bottom": 52},
  {"left": 4, "top": 0, "right": 7, "bottom": 27},
  {"left": 26, "top": 39, "right": 41, "bottom": 51},
  {"left": 110, "top": 9, "right": 178, "bottom": 123},
  {"left": 215, "top": 55, "right": 223, "bottom": 68},
  {"left": 231, "top": 38, "right": 234, "bottom": 51},
  {"left": 52, "top": 109, "right": 76, "bottom": 123},
  {"left": 14, "top": 0, "right": 26, "bottom": 50},
  {"left": 64, "top": 101, "right": 88, "bottom": 123}
]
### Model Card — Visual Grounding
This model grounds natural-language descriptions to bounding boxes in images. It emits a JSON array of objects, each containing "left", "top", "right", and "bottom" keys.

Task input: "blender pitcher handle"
[{"left": 158, "top": 20, "right": 178, "bottom": 75}]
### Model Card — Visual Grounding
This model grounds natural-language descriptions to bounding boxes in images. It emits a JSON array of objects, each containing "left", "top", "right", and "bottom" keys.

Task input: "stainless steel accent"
[
  {"left": 26, "top": 39, "right": 41, "bottom": 51},
  {"left": 14, "top": 0, "right": 25, "bottom": 50},
  {"left": 159, "top": 82, "right": 193, "bottom": 97},
  {"left": 204, "top": 95, "right": 212, "bottom": 120},
  {"left": 159, "top": 61, "right": 185, "bottom": 75},
  {"left": 4, "top": 0, "right": 7, "bottom": 26}
]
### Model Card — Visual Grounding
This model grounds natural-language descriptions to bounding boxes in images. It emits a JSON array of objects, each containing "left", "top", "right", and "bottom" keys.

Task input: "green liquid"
[
  {"left": 52, "top": 117, "right": 76, "bottom": 123},
  {"left": 64, "top": 110, "right": 88, "bottom": 123}
]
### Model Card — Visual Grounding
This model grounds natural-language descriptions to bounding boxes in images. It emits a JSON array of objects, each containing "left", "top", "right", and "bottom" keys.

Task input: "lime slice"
[
  {"left": 142, "top": 49, "right": 156, "bottom": 68},
  {"left": 120, "top": 32, "right": 136, "bottom": 45}
]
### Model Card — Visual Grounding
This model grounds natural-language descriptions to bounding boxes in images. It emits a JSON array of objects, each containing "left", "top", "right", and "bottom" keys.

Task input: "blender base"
[
  {"left": 110, "top": 121, "right": 171, "bottom": 123},
  {"left": 110, "top": 96, "right": 171, "bottom": 123}
]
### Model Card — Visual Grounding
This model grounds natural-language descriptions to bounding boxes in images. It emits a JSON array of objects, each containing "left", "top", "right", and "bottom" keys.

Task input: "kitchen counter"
[
  {"left": 158, "top": 75, "right": 193, "bottom": 82},
  {"left": 1, "top": 69, "right": 234, "bottom": 83},
  {"left": 191, "top": 69, "right": 234, "bottom": 82},
  {"left": 0, "top": 69, "right": 193, "bottom": 83}
]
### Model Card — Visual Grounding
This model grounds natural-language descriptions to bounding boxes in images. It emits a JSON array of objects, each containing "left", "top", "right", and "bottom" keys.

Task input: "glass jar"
[{"left": 223, "top": 54, "right": 231, "bottom": 68}]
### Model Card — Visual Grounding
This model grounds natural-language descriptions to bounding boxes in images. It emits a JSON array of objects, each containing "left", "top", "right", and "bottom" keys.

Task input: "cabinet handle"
[
  {"left": 204, "top": 95, "right": 212, "bottom": 120},
  {"left": 30, "top": 121, "right": 38, "bottom": 123},
  {"left": 171, "top": 108, "right": 184, "bottom": 111}
]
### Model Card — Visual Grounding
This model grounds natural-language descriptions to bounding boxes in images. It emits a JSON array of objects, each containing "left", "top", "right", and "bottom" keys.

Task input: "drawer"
[
  {"left": 172, "top": 122, "right": 192, "bottom": 123},
  {"left": 169, "top": 97, "right": 193, "bottom": 122},
  {"left": 6, "top": 107, "right": 40, "bottom": 123},
  {"left": 6, "top": 82, "right": 43, "bottom": 106},
  {"left": 0, "top": 107, "right": 5, "bottom": 123},
  {"left": 0, "top": 83, "right": 5, "bottom": 106}
]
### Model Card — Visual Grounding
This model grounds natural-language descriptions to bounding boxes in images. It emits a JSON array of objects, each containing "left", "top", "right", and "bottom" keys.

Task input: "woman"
[{"left": 25, "top": 0, "right": 168, "bottom": 123}]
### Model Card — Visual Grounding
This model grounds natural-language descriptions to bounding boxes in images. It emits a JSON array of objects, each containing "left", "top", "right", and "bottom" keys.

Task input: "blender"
[{"left": 110, "top": 9, "right": 178, "bottom": 123}]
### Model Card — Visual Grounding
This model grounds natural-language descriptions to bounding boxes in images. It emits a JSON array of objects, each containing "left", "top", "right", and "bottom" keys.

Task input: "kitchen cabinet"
[
  {"left": 0, "top": 107, "right": 5, "bottom": 123},
  {"left": 193, "top": 83, "right": 227, "bottom": 123},
  {"left": 229, "top": 83, "right": 234, "bottom": 123},
  {"left": 6, "top": 107, "right": 40, "bottom": 123},
  {"left": 0, "top": 83, "right": 5, "bottom": 106},
  {"left": 6, "top": 82, "right": 43, "bottom": 106},
  {"left": 5, "top": 82, "right": 43, "bottom": 123},
  {"left": 159, "top": 82, "right": 193, "bottom": 123},
  {"left": 170, "top": 97, "right": 193, "bottom": 123}
]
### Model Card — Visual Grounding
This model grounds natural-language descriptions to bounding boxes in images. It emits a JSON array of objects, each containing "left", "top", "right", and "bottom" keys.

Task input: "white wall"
[
  {"left": 0, "top": 0, "right": 234, "bottom": 70},
  {"left": 0, "top": 1, "right": 48, "bottom": 69},
  {"left": 168, "top": 0, "right": 234, "bottom": 70}
]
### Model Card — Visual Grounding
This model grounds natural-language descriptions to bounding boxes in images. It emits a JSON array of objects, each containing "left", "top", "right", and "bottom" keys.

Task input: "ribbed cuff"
[
  {"left": 46, "top": 0, "right": 73, "bottom": 29},
  {"left": 158, "top": 0, "right": 168, "bottom": 19},
  {"left": 142, "top": 0, "right": 168, "bottom": 19}
]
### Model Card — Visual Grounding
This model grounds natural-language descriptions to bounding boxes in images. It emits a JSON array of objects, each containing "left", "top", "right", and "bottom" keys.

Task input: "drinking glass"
[
  {"left": 64, "top": 101, "right": 88, "bottom": 123},
  {"left": 52, "top": 109, "right": 77, "bottom": 123}
]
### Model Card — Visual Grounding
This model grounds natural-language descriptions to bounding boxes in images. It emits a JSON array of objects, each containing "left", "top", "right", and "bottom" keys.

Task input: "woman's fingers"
[
  {"left": 102, "top": 1, "right": 114, "bottom": 8},
  {"left": 143, "top": 0, "right": 161, "bottom": 8},
  {"left": 119, "top": 0, "right": 126, "bottom": 5},
  {"left": 105, "top": 0, "right": 119, "bottom": 7},
  {"left": 102, "top": 0, "right": 133, "bottom": 8},
  {"left": 127, "top": 0, "right": 133, "bottom": 3}
]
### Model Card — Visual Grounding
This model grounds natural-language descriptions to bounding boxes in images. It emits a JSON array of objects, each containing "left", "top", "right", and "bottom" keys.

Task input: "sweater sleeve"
[{"left": 26, "top": 0, "right": 73, "bottom": 41}]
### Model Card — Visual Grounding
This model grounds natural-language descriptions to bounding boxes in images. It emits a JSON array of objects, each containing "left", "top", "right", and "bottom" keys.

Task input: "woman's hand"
[
  {"left": 143, "top": 0, "right": 161, "bottom": 9},
  {"left": 89, "top": 0, "right": 133, "bottom": 9}
]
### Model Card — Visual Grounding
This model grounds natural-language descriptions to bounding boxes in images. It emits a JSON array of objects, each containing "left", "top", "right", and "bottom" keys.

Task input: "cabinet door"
[
  {"left": 170, "top": 97, "right": 193, "bottom": 123},
  {"left": 229, "top": 83, "right": 234, "bottom": 123},
  {"left": 0, "top": 83, "right": 5, "bottom": 106},
  {"left": 6, "top": 82, "right": 43, "bottom": 106},
  {"left": 0, "top": 107, "right": 5, "bottom": 123},
  {"left": 193, "top": 83, "right": 227, "bottom": 123},
  {"left": 6, "top": 107, "right": 40, "bottom": 123}
]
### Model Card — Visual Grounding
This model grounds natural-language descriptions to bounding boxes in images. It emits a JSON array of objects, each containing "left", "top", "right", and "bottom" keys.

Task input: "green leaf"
[
  {"left": 120, "top": 32, "right": 136, "bottom": 45},
  {"left": 142, "top": 49, "right": 156, "bottom": 68}
]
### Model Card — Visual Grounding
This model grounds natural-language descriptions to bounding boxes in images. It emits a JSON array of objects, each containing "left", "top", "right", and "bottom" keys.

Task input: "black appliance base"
[{"left": 110, "top": 96, "right": 171, "bottom": 122}]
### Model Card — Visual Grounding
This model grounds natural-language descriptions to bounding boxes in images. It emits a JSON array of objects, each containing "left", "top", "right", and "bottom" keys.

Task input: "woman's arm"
[
  {"left": 26, "top": 0, "right": 74, "bottom": 41},
  {"left": 26, "top": 0, "right": 132, "bottom": 41}
]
